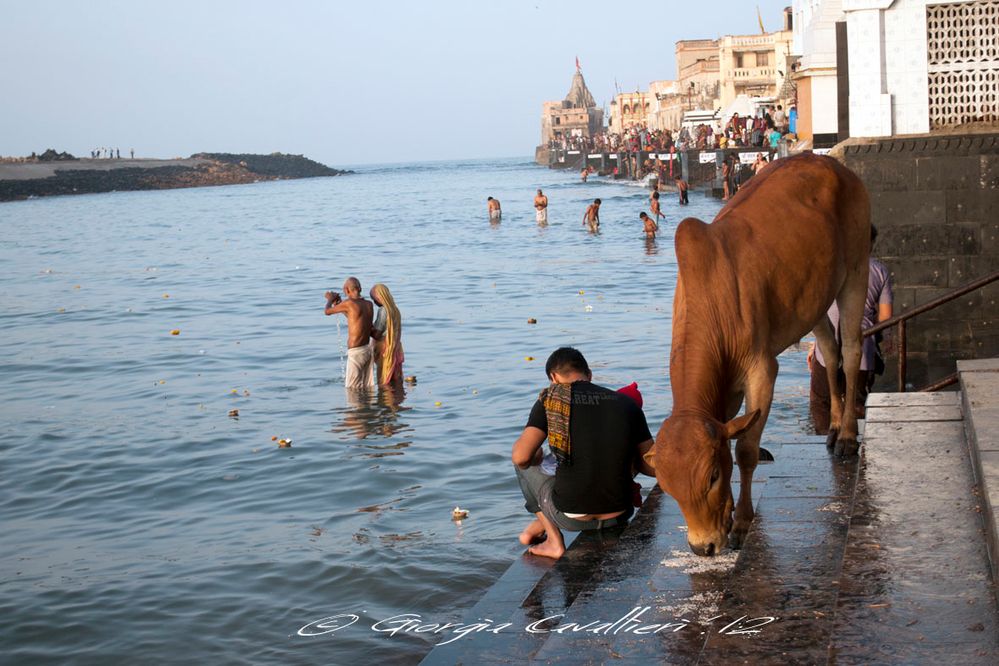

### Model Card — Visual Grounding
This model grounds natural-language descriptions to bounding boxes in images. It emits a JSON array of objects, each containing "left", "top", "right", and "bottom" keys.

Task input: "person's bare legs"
[
  {"left": 518, "top": 518, "right": 546, "bottom": 545},
  {"left": 527, "top": 511, "right": 565, "bottom": 559}
]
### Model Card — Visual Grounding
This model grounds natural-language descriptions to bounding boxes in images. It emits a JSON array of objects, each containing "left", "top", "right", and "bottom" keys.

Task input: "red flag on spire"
[{"left": 575, "top": 56, "right": 581, "bottom": 72}]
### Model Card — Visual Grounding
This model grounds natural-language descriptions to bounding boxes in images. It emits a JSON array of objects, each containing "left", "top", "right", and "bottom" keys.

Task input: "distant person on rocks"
[
  {"left": 487, "top": 196, "right": 501, "bottom": 223},
  {"left": 640, "top": 212, "right": 658, "bottom": 239},
  {"left": 324, "top": 277, "right": 375, "bottom": 388},
  {"left": 116, "top": 148, "right": 120, "bottom": 159},
  {"left": 580, "top": 168, "right": 588, "bottom": 183},
  {"left": 676, "top": 177, "right": 689, "bottom": 205},
  {"left": 534, "top": 189, "right": 548, "bottom": 224},
  {"left": 130, "top": 149, "right": 134, "bottom": 159},
  {"left": 582, "top": 198, "right": 601, "bottom": 233},
  {"left": 808, "top": 226, "right": 893, "bottom": 433},
  {"left": 369, "top": 283, "right": 404, "bottom": 386},
  {"left": 650, "top": 190, "right": 663, "bottom": 222},
  {"left": 510, "top": 347, "right": 655, "bottom": 559}
]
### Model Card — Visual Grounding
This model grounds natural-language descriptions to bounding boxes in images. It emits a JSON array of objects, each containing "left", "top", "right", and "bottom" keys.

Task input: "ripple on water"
[{"left": 0, "top": 158, "right": 814, "bottom": 663}]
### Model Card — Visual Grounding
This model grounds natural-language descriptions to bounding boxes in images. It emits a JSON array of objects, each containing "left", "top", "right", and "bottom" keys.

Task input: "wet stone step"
[
  {"left": 829, "top": 396, "right": 999, "bottom": 664},
  {"left": 422, "top": 401, "right": 999, "bottom": 663}
]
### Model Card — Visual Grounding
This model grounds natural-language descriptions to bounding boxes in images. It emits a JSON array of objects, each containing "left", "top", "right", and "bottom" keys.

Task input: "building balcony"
[{"left": 729, "top": 67, "right": 777, "bottom": 83}]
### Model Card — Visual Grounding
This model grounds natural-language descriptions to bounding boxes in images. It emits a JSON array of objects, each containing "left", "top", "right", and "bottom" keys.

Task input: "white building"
[
  {"left": 792, "top": 0, "right": 845, "bottom": 145},
  {"left": 844, "top": 0, "right": 999, "bottom": 137}
]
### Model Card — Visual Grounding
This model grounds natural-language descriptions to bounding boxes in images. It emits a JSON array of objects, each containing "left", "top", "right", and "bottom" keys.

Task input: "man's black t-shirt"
[{"left": 526, "top": 381, "right": 653, "bottom": 514}]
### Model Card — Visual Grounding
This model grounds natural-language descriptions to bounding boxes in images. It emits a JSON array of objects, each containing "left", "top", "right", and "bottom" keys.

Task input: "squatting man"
[{"left": 511, "top": 347, "right": 656, "bottom": 559}]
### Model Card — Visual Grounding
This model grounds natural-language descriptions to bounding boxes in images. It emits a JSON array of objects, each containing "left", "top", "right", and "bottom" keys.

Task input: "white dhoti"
[
  {"left": 489, "top": 209, "right": 501, "bottom": 222},
  {"left": 535, "top": 208, "right": 548, "bottom": 224},
  {"left": 345, "top": 345, "right": 375, "bottom": 388}
]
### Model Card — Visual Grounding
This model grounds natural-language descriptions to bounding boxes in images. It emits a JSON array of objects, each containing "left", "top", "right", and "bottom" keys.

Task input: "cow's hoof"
[
  {"left": 728, "top": 524, "right": 751, "bottom": 550},
  {"left": 825, "top": 428, "right": 840, "bottom": 451},
  {"left": 834, "top": 437, "right": 859, "bottom": 458}
]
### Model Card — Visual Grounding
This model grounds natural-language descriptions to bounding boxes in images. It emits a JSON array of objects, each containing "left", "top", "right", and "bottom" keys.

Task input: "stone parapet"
[{"left": 840, "top": 132, "right": 999, "bottom": 389}]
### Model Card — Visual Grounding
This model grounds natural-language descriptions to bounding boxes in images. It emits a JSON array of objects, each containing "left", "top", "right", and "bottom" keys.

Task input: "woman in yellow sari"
[{"left": 370, "top": 283, "right": 404, "bottom": 385}]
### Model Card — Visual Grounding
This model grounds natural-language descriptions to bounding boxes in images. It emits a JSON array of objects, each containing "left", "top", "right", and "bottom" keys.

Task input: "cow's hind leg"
[
  {"left": 834, "top": 265, "right": 868, "bottom": 457},
  {"left": 730, "top": 357, "right": 778, "bottom": 550},
  {"left": 813, "top": 315, "right": 844, "bottom": 450}
]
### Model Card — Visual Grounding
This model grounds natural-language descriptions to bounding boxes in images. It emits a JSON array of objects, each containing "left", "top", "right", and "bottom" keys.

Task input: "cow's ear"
[{"left": 722, "top": 410, "right": 760, "bottom": 440}]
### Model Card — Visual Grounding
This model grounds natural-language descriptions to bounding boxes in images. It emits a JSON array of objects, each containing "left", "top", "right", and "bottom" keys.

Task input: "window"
[
  {"left": 926, "top": 1, "right": 999, "bottom": 127},
  {"left": 758, "top": 52, "right": 769, "bottom": 67},
  {"left": 735, "top": 54, "right": 744, "bottom": 68}
]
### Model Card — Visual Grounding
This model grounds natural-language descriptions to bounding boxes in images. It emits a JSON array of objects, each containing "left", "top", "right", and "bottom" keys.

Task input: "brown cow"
[{"left": 653, "top": 153, "right": 869, "bottom": 556}]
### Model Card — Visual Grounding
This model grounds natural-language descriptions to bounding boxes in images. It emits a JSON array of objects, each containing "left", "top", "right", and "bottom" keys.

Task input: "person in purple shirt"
[{"left": 809, "top": 226, "right": 893, "bottom": 434}]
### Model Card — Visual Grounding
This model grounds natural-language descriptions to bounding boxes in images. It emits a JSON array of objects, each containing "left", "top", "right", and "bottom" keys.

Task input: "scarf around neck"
[{"left": 539, "top": 382, "right": 573, "bottom": 466}]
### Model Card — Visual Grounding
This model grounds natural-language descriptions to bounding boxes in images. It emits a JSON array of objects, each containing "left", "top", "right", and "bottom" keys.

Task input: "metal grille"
[{"left": 926, "top": 1, "right": 999, "bottom": 128}]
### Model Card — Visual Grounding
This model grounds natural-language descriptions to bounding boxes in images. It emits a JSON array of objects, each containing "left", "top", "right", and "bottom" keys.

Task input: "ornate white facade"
[{"left": 845, "top": 0, "right": 999, "bottom": 137}]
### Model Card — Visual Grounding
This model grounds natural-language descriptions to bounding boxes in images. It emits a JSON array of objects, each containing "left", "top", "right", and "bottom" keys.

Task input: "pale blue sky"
[{"left": 0, "top": 1, "right": 793, "bottom": 166}]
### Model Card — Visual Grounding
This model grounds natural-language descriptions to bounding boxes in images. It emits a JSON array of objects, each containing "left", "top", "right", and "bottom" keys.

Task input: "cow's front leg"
[{"left": 730, "top": 357, "right": 777, "bottom": 549}]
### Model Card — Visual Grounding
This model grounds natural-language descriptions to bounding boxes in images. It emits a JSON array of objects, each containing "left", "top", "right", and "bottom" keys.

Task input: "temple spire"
[{"left": 564, "top": 67, "right": 596, "bottom": 109}]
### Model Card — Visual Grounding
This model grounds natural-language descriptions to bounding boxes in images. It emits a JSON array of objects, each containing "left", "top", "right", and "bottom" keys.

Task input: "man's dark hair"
[
  {"left": 545, "top": 347, "right": 590, "bottom": 379},
  {"left": 594, "top": 198, "right": 601, "bottom": 204},
  {"left": 487, "top": 196, "right": 493, "bottom": 201},
  {"left": 640, "top": 212, "right": 649, "bottom": 218}
]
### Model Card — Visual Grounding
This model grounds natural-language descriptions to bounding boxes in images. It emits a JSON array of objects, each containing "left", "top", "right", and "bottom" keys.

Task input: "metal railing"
[{"left": 864, "top": 269, "right": 999, "bottom": 392}]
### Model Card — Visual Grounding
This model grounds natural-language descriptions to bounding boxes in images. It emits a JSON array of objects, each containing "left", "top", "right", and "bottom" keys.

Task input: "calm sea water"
[{"left": 0, "top": 158, "right": 813, "bottom": 664}]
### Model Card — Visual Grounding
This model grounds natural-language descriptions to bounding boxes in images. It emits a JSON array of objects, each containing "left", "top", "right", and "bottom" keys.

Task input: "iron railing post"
[{"left": 898, "top": 319, "right": 907, "bottom": 392}]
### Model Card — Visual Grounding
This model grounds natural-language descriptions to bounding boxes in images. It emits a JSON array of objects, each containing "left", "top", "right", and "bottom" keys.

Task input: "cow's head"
[{"left": 654, "top": 410, "right": 759, "bottom": 556}]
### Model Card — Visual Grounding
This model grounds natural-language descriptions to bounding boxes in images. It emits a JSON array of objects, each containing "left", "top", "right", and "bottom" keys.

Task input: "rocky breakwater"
[{"left": 0, "top": 151, "right": 350, "bottom": 202}]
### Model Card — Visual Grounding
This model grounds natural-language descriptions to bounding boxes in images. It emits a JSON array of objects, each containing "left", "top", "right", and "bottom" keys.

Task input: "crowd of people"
[{"left": 547, "top": 104, "right": 797, "bottom": 156}]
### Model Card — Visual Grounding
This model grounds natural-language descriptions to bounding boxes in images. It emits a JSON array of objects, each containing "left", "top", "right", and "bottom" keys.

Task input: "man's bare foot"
[
  {"left": 527, "top": 540, "right": 565, "bottom": 559},
  {"left": 518, "top": 519, "right": 546, "bottom": 546}
]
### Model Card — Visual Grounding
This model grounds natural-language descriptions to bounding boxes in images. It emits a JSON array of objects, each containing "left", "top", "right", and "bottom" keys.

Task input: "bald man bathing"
[{"left": 325, "top": 277, "right": 375, "bottom": 388}]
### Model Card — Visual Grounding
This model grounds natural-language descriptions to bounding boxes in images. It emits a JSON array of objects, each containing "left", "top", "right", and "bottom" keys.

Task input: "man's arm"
[
  {"left": 512, "top": 426, "right": 547, "bottom": 469},
  {"left": 325, "top": 299, "right": 350, "bottom": 317},
  {"left": 878, "top": 302, "right": 892, "bottom": 323}
]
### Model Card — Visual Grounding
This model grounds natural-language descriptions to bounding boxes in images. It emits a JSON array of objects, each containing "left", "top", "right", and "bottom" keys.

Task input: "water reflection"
[
  {"left": 644, "top": 237, "right": 659, "bottom": 256},
  {"left": 333, "top": 385, "right": 411, "bottom": 442}
]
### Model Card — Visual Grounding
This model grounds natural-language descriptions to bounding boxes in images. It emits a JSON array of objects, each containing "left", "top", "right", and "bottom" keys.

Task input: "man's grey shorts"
[{"left": 514, "top": 464, "right": 633, "bottom": 532}]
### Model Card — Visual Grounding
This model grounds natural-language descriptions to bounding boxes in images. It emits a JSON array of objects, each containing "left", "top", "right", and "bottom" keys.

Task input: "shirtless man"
[
  {"left": 580, "top": 168, "right": 588, "bottom": 183},
  {"left": 534, "top": 189, "right": 548, "bottom": 225},
  {"left": 676, "top": 178, "right": 689, "bottom": 205},
  {"left": 640, "top": 212, "right": 658, "bottom": 239},
  {"left": 582, "top": 198, "right": 601, "bottom": 233},
  {"left": 324, "top": 277, "right": 375, "bottom": 388},
  {"left": 650, "top": 190, "right": 663, "bottom": 221},
  {"left": 487, "top": 196, "right": 501, "bottom": 223}
]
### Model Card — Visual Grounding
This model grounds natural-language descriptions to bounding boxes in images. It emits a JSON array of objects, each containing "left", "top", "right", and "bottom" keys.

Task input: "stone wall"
[{"left": 840, "top": 132, "right": 999, "bottom": 389}]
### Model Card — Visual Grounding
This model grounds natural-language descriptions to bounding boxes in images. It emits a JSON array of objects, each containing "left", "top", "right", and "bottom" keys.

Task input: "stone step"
[
  {"left": 420, "top": 390, "right": 999, "bottom": 663},
  {"left": 959, "top": 358, "right": 999, "bottom": 585},
  {"left": 830, "top": 389, "right": 999, "bottom": 663}
]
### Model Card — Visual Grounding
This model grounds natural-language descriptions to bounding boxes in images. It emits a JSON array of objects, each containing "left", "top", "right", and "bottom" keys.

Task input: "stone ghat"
[
  {"left": 420, "top": 389, "right": 999, "bottom": 664},
  {"left": 0, "top": 153, "right": 349, "bottom": 202}
]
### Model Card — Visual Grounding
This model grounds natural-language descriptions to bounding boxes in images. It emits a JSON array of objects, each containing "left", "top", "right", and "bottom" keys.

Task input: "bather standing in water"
[
  {"left": 325, "top": 277, "right": 375, "bottom": 388},
  {"left": 534, "top": 189, "right": 548, "bottom": 225},
  {"left": 487, "top": 196, "right": 501, "bottom": 223},
  {"left": 582, "top": 198, "right": 601, "bottom": 233},
  {"left": 369, "top": 283, "right": 405, "bottom": 386},
  {"left": 650, "top": 190, "right": 663, "bottom": 222},
  {"left": 640, "top": 212, "right": 658, "bottom": 240}
]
